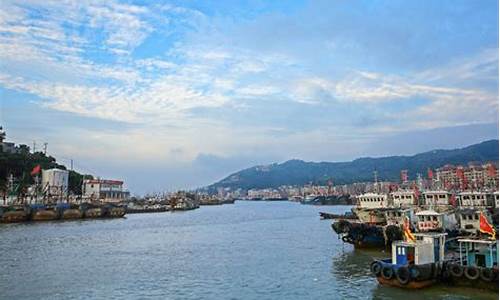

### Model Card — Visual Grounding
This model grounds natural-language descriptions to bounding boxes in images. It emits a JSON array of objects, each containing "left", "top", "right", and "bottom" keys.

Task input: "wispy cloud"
[{"left": 0, "top": 0, "right": 498, "bottom": 192}]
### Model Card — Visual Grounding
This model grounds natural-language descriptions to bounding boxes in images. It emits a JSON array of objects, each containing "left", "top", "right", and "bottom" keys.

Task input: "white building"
[
  {"left": 41, "top": 168, "right": 69, "bottom": 196},
  {"left": 82, "top": 179, "right": 129, "bottom": 203},
  {"left": 356, "top": 193, "right": 388, "bottom": 209}
]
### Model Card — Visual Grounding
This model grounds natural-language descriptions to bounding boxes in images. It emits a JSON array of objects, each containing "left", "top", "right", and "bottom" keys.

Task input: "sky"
[{"left": 0, "top": 0, "right": 498, "bottom": 195}]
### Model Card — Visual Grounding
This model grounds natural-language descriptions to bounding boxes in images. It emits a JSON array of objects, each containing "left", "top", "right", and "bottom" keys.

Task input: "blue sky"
[{"left": 0, "top": 0, "right": 498, "bottom": 194}]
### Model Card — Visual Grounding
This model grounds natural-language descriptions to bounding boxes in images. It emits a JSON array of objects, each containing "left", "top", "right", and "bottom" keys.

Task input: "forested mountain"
[{"left": 208, "top": 140, "right": 499, "bottom": 190}]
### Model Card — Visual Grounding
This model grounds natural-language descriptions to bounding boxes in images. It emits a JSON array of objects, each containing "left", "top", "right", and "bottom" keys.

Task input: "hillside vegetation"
[{"left": 208, "top": 140, "right": 499, "bottom": 190}]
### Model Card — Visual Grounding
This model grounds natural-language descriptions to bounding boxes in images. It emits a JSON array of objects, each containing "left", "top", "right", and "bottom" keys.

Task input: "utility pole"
[
  {"left": 70, "top": 159, "right": 73, "bottom": 171},
  {"left": 43, "top": 142, "right": 48, "bottom": 155},
  {"left": 32, "top": 141, "right": 36, "bottom": 153}
]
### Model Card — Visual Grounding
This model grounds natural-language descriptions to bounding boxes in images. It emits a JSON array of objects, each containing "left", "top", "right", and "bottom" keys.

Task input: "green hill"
[
  {"left": 207, "top": 140, "right": 499, "bottom": 190},
  {"left": 0, "top": 147, "right": 93, "bottom": 196}
]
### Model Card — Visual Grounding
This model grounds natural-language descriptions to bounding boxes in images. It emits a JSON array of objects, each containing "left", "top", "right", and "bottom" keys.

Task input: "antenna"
[
  {"left": 43, "top": 142, "right": 48, "bottom": 155},
  {"left": 33, "top": 141, "right": 36, "bottom": 153}
]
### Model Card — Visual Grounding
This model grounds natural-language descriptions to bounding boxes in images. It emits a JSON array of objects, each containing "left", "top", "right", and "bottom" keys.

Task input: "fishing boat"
[
  {"left": 58, "top": 203, "right": 83, "bottom": 220},
  {"left": 351, "top": 193, "right": 389, "bottom": 224},
  {"left": 370, "top": 232, "right": 447, "bottom": 289},
  {"left": 0, "top": 205, "right": 30, "bottom": 223},
  {"left": 332, "top": 219, "right": 403, "bottom": 249},
  {"left": 30, "top": 204, "right": 59, "bottom": 221},
  {"left": 443, "top": 238, "right": 498, "bottom": 291},
  {"left": 80, "top": 203, "right": 103, "bottom": 218},
  {"left": 102, "top": 203, "right": 126, "bottom": 218},
  {"left": 332, "top": 201, "right": 409, "bottom": 249}
]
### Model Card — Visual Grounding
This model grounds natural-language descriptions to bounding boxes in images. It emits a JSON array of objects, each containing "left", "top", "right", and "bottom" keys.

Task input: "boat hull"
[
  {"left": 443, "top": 264, "right": 499, "bottom": 292},
  {"left": 61, "top": 209, "right": 83, "bottom": 220},
  {"left": 332, "top": 220, "right": 403, "bottom": 250},
  {"left": 31, "top": 209, "right": 58, "bottom": 221},
  {"left": 1, "top": 210, "right": 29, "bottom": 223},
  {"left": 377, "top": 277, "right": 435, "bottom": 289},
  {"left": 83, "top": 208, "right": 103, "bottom": 218},
  {"left": 105, "top": 207, "right": 126, "bottom": 218}
]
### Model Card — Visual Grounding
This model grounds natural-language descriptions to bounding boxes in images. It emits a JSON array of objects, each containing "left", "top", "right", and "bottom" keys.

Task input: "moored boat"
[
  {"left": 102, "top": 204, "right": 126, "bottom": 218},
  {"left": 441, "top": 237, "right": 498, "bottom": 291},
  {"left": 58, "top": 203, "right": 83, "bottom": 220},
  {"left": 0, "top": 205, "right": 30, "bottom": 223},
  {"left": 370, "top": 232, "right": 447, "bottom": 289},
  {"left": 80, "top": 203, "right": 103, "bottom": 218},
  {"left": 30, "top": 204, "right": 59, "bottom": 221},
  {"left": 332, "top": 220, "right": 403, "bottom": 249}
]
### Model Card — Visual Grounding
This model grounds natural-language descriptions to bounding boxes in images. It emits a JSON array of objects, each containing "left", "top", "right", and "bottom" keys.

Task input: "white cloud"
[{"left": 0, "top": 0, "right": 498, "bottom": 165}]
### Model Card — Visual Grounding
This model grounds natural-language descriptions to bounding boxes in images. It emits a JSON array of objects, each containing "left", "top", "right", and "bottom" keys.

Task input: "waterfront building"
[
  {"left": 82, "top": 179, "right": 130, "bottom": 203},
  {"left": 41, "top": 168, "right": 69, "bottom": 196}
]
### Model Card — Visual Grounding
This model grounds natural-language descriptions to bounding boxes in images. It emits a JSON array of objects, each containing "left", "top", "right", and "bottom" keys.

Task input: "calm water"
[{"left": 0, "top": 201, "right": 496, "bottom": 300}]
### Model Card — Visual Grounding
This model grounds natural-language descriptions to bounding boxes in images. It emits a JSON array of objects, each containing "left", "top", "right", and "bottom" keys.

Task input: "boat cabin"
[
  {"left": 422, "top": 191, "right": 453, "bottom": 207},
  {"left": 457, "top": 209, "right": 492, "bottom": 234},
  {"left": 415, "top": 210, "right": 457, "bottom": 232},
  {"left": 357, "top": 193, "right": 388, "bottom": 209},
  {"left": 384, "top": 208, "right": 414, "bottom": 226},
  {"left": 458, "top": 191, "right": 491, "bottom": 208},
  {"left": 390, "top": 191, "right": 417, "bottom": 208},
  {"left": 457, "top": 239, "right": 498, "bottom": 268},
  {"left": 391, "top": 233, "right": 447, "bottom": 265}
]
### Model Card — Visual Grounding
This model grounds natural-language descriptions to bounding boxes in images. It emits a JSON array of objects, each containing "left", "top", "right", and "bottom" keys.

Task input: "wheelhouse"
[
  {"left": 458, "top": 192, "right": 490, "bottom": 208},
  {"left": 457, "top": 209, "right": 492, "bottom": 234},
  {"left": 356, "top": 193, "right": 388, "bottom": 209},
  {"left": 384, "top": 208, "right": 414, "bottom": 226},
  {"left": 457, "top": 239, "right": 498, "bottom": 268},
  {"left": 391, "top": 233, "right": 446, "bottom": 266},
  {"left": 390, "top": 191, "right": 417, "bottom": 208},
  {"left": 422, "top": 191, "right": 452, "bottom": 207}
]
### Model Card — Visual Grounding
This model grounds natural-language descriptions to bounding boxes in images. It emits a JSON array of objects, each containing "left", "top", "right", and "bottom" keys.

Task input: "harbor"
[{"left": 0, "top": 201, "right": 497, "bottom": 300}]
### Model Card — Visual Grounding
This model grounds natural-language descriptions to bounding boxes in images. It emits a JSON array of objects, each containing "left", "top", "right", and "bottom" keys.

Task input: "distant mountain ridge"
[{"left": 207, "top": 140, "right": 499, "bottom": 190}]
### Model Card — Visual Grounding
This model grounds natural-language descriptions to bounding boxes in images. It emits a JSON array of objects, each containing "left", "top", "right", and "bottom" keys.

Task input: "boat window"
[
  {"left": 474, "top": 214, "right": 479, "bottom": 220},
  {"left": 432, "top": 216, "right": 437, "bottom": 221}
]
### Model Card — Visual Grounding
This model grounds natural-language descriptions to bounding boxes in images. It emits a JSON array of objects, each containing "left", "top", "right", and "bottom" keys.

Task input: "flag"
[
  {"left": 487, "top": 164, "right": 497, "bottom": 178},
  {"left": 449, "top": 193, "right": 456, "bottom": 207},
  {"left": 427, "top": 168, "right": 433, "bottom": 180},
  {"left": 403, "top": 216, "right": 416, "bottom": 243},
  {"left": 30, "top": 164, "right": 41, "bottom": 176},
  {"left": 479, "top": 212, "right": 496, "bottom": 240}
]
